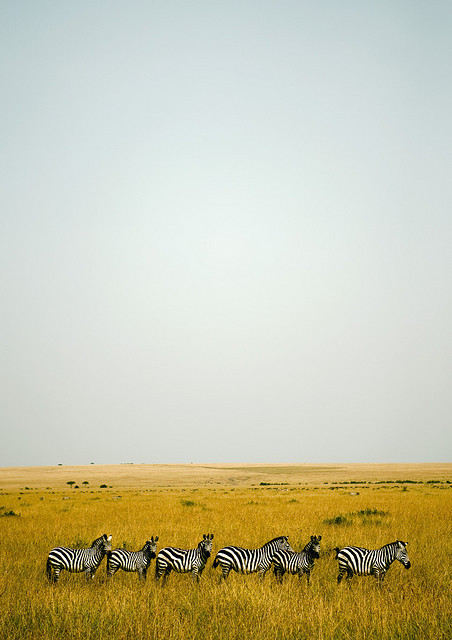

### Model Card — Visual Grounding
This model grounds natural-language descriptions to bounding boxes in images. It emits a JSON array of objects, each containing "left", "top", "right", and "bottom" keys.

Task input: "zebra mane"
[
  {"left": 380, "top": 540, "right": 405, "bottom": 552},
  {"left": 91, "top": 534, "right": 111, "bottom": 548},
  {"left": 380, "top": 540, "right": 399, "bottom": 549},
  {"left": 264, "top": 536, "right": 288, "bottom": 546}
]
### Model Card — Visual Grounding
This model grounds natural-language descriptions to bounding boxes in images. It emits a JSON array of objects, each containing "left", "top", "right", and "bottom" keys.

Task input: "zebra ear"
[
  {"left": 154, "top": 536, "right": 159, "bottom": 542},
  {"left": 318, "top": 535, "right": 322, "bottom": 541},
  {"left": 107, "top": 535, "right": 112, "bottom": 541},
  {"left": 210, "top": 534, "right": 214, "bottom": 539},
  {"left": 203, "top": 534, "right": 207, "bottom": 540}
]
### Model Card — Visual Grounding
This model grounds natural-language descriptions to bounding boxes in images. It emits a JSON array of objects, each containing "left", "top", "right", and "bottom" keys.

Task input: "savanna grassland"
[{"left": 0, "top": 463, "right": 451, "bottom": 640}]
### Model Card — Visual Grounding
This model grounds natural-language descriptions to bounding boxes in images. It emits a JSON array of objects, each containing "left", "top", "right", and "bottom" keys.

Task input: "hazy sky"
[{"left": 1, "top": 1, "right": 451, "bottom": 467}]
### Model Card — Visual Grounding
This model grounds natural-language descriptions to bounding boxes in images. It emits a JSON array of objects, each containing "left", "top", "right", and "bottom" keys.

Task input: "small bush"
[
  {"left": 259, "top": 482, "right": 288, "bottom": 486},
  {"left": 0, "top": 509, "right": 20, "bottom": 517},
  {"left": 324, "top": 509, "right": 389, "bottom": 526},
  {"left": 323, "top": 515, "right": 353, "bottom": 526},
  {"left": 355, "top": 509, "right": 388, "bottom": 517}
]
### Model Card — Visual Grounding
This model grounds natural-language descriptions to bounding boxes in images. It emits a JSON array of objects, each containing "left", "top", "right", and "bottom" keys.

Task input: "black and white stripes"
[
  {"left": 46, "top": 534, "right": 112, "bottom": 583},
  {"left": 107, "top": 537, "right": 159, "bottom": 581},
  {"left": 45, "top": 532, "right": 412, "bottom": 587},
  {"left": 334, "top": 540, "right": 411, "bottom": 583},
  {"left": 156, "top": 534, "right": 214, "bottom": 583},
  {"left": 212, "top": 536, "right": 293, "bottom": 581},
  {"left": 272, "top": 535, "right": 322, "bottom": 584}
]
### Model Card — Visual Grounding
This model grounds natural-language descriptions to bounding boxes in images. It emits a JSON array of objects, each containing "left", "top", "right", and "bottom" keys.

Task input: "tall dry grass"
[{"left": 0, "top": 467, "right": 451, "bottom": 639}]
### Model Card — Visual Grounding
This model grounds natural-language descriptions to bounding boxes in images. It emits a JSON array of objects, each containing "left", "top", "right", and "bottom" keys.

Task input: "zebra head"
[
  {"left": 103, "top": 535, "right": 113, "bottom": 552},
  {"left": 200, "top": 533, "right": 214, "bottom": 557},
  {"left": 277, "top": 536, "right": 293, "bottom": 552},
  {"left": 93, "top": 534, "right": 112, "bottom": 552},
  {"left": 395, "top": 540, "right": 411, "bottom": 569},
  {"left": 307, "top": 535, "right": 322, "bottom": 559},
  {"left": 145, "top": 536, "right": 159, "bottom": 559}
]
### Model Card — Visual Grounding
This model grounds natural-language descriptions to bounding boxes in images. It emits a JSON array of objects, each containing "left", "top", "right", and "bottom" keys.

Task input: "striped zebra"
[
  {"left": 46, "top": 534, "right": 112, "bottom": 583},
  {"left": 335, "top": 540, "right": 411, "bottom": 583},
  {"left": 212, "top": 536, "right": 293, "bottom": 581},
  {"left": 107, "top": 536, "right": 159, "bottom": 581},
  {"left": 155, "top": 533, "right": 214, "bottom": 584},
  {"left": 272, "top": 535, "right": 322, "bottom": 585}
]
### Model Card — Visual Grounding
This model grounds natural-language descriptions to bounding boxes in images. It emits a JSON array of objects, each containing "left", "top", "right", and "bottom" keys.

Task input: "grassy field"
[{"left": 0, "top": 463, "right": 451, "bottom": 639}]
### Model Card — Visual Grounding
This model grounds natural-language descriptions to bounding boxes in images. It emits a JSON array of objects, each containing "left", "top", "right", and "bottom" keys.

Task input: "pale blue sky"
[{"left": 1, "top": 1, "right": 451, "bottom": 466}]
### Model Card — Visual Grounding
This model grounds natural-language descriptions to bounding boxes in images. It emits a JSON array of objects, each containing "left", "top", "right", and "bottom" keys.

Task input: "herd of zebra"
[{"left": 46, "top": 533, "right": 411, "bottom": 585}]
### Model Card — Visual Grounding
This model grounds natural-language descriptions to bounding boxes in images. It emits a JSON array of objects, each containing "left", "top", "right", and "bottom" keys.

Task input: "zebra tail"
[
  {"left": 46, "top": 557, "right": 52, "bottom": 581},
  {"left": 212, "top": 557, "right": 219, "bottom": 569},
  {"left": 333, "top": 548, "right": 341, "bottom": 559},
  {"left": 106, "top": 550, "right": 112, "bottom": 571}
]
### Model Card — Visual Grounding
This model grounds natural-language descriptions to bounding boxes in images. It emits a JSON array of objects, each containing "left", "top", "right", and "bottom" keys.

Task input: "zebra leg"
[
  {"left": 337, "top": 568, "right": 346, "bottom": 584},
  {"left": 374, "top": 569, "right": 386, "bottom": 584},
  {"left": 159, "top": 568, "right": 171, "bottom": 586},
  {"left": 274, "top": 568, "right": 284, "bottom": 584},
  {"left": 107, "top": 566, "right": 118, "bottom": 579},
  {"left": 51, "top": 566, "right": 60, "bottom": 584},
  {"left": 85, "top": 567, "right": 96, "bottom": 581},
  {"left": 219, "top": 566, "right": 231, "bottom": 582},
  {"left": 305, "top": 570, "right": 311, "bottom": 586},
  {"left": 46, "top": 559, "right": 53, "bottom": 582},
  {"left": 155, "top": 560, "right": 166, "bottom": 582},
  {"left": 345, "top": 568, "right": 354, "bottom": 585}
]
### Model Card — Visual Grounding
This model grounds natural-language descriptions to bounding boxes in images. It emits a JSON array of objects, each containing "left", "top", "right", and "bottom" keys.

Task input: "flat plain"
[{"left": 0, "top": 463, "right": 451, "bottom": 639}]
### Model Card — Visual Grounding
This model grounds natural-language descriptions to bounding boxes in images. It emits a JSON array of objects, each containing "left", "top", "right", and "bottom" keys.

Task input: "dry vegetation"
[{"left": 0, "top": 463, "right": 451, "bottom": 639}]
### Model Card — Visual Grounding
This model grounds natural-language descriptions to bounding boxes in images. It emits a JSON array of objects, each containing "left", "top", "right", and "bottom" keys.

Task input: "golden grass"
[
  {"left": 0, "top": 464, "right": 451, "bottom": 639},
  {"left": 1, "top": 462, "right": 450, "bottom": 489}
]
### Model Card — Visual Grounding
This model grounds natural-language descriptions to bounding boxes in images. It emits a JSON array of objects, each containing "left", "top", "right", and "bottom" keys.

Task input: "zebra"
[
  {"left": 334, "top": 540, "right": 411, "bottom": 583},
  {"left": 46, "top": 534, "right": 112, "bottom": 583},
  {"left": 212, "top": 536, "right": 293, "bottom": 581},
  {"left": 155, "top": 533, "right": 214, "bottom": 584},
  {"left": 107, "top": 536, "right": 159, "bottom": 581},
  {"left": 272, "top": 535, "right": 322, "bottom": 585}
]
